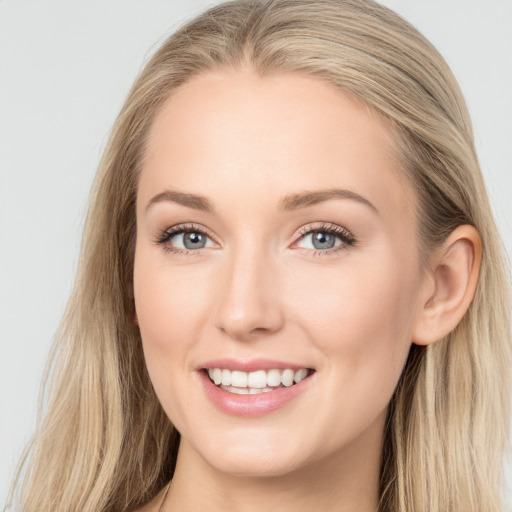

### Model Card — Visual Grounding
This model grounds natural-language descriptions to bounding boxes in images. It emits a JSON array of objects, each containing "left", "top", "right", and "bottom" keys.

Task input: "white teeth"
[
  {"left": 212, "top": 368, "right": 222, "bottom": 385},
  {"left": 267, "top": 369, "right": 281, "bottom": 387},
  {"left": 207, "top": 367, "right": 310, "bottom": 392},
  {"left": 247, "top": 370, "right": 267, "bottom": 389},
  {"left": 221, "top": 369, "right": 231, "bottom": 386},
  {"left": 224, "top": 385, "right": 249, "bottom": 394},
  {"left": 294, "top": 368, "right": 308, "bottom": 384},
  {"left": 231, "top": 370, "right": 248, "bottom": 387},
  {"left": 282, "top": 369, "right": 294, "bottom": 387},
  {"left": 236, "top": 387, "right": 249, "bottom": 394},
  {"left": 222, "top": 385, "right": 276, "bottom": 395}
]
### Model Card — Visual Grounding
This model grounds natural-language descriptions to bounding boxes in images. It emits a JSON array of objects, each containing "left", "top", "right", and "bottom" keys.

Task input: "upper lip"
[{"left": 198, "top": 358, "right": 312, "bottom": 372}]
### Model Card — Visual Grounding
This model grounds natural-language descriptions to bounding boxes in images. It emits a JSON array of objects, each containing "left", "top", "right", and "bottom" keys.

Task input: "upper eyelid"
[
  {"left": 160, "top": 222, "right": 352, "bottom": 239},
  {"left": 297, "top": 222, "right": 353, "bottom": 235},
  {"left": 161, "top": 223, "right": 218, "bottom": 241}
]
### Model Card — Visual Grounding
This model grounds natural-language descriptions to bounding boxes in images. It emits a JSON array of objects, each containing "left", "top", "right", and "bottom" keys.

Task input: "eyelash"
[
  {"left": 155, "top": 222, "right": 357, "bottom": 257},
  {"left": 296, "top": 223, "right": 356, "bottom": 256},
  {"left": 155, "top": 223, "right": 215, "bottom": 257}
]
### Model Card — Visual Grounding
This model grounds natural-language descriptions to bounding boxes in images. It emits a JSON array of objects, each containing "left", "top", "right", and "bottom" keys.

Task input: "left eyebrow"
[{"left": 279, "top": 188, "right": 378, "bottom": 214}]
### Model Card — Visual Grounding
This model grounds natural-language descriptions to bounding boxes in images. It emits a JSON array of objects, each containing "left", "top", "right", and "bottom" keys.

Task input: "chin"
[
  {"left": 185, "top": 430, "right": 314, "bottom": 478},
  {"left": 207, "top": 450, "right": 305, "bottom": 478}
]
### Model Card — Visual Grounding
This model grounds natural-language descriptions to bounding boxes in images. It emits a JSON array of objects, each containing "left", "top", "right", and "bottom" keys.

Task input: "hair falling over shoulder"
[{"left": 7, "top": 1, "right": 511, "bottom": 511}]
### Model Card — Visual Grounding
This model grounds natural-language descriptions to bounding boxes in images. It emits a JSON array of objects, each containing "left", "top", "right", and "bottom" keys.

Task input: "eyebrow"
[
  {"left": 146, "top": 188, "right": 378, "bottom": 214},
  {"left": 279, "top": 188, "right": 378, "bottom": 213}
]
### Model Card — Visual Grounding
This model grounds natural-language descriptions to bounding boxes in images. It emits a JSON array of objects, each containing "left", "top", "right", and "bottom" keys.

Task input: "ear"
[{"left": 412, "top": 225, "right": 482, "bottom": 346}]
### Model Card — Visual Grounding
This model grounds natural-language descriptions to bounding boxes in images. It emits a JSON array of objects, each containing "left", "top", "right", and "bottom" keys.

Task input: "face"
[{"left": 134, "top": 69, "right": 426, "bottom": 478}]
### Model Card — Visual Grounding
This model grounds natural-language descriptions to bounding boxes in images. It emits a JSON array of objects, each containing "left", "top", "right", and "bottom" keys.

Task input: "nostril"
[{"left": 213, "top": 277, "right": 285, "bottom": 340}]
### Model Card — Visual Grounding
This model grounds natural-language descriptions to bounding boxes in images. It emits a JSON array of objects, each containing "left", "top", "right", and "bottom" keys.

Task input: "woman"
[{"left": 8, "top": 0, "right": 511, "bottom": 511}]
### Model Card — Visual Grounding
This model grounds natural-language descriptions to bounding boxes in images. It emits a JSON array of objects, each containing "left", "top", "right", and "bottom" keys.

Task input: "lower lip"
[{"left": 198, "top": 370, "right": 313, "bottom": 417}]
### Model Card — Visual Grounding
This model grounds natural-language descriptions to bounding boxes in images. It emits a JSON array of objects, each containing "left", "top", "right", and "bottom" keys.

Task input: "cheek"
[
  {"left": 133, "top": 249, "right": 211, "bottom": 393},
  {"left": 288, "top": 254, "right": 419, "bottom": 397},
  {"left": 295, "top": 259, "right": 415, "bottom": 335}
]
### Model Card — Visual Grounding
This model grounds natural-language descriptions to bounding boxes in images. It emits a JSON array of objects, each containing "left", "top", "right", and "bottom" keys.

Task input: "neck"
[{"left": 164, "top": 419, "right": 384, "bottom": 512}]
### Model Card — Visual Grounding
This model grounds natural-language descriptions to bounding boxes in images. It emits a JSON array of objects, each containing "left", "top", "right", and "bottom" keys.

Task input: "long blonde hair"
[{"left": 9, "top": 1, "right": 511, "bottom": 511}]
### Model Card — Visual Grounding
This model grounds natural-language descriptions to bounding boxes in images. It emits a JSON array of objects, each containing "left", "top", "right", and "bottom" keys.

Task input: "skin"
[{"left": 133, "top": 68, "right": 481, "bottom": 512}]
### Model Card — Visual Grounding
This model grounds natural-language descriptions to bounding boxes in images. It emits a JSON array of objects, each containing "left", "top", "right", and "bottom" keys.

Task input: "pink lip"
[
  {"left": 198, "top": 358, "right": 310, "bottom": 372},
  {"left": 198, "top": 367, "right": 314, "bottom": 418}
]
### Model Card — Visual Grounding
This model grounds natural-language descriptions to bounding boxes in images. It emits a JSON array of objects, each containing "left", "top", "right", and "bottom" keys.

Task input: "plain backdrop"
[{"left": 1, "top": 0, "right": 511, "bottom": 506}]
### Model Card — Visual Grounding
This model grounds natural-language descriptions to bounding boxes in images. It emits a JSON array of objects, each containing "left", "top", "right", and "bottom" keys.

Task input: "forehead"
[{"left": 139, "top": 68, "right": 414, "bottom": 222}]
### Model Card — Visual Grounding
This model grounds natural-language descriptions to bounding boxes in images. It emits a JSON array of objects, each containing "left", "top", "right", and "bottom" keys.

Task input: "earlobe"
[{"left": 412, "top": 225, "right": 482, "bottom": 346}]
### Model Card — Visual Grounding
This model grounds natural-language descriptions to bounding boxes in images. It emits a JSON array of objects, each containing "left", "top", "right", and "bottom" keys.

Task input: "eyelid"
[
  {"left": 155, "top": 221, "right": 356, "bottom": 256},
  {"left": 291, "top": 222, "right": 357, "bottom": 255},
  {"left": 154, "top": 223, "right": 219, "bottom": 255}
]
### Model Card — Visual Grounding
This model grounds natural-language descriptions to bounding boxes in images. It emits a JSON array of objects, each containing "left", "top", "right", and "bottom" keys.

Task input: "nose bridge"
[{"left": 214, "top": 239, "right": 283, "bottom": 340}]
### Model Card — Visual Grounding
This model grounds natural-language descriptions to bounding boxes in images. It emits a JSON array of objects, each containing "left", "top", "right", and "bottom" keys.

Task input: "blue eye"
[
  {"left": 300, "top": 231, "right": 340, "bottom": 250},
  {"left": 171, "top": 231, "right": 212, "bottom": 250},
  {"left": 156, "top": 222, "right": 356, "bottom": 256},
  {"left": 295, "top": 224, "right": 356, "bottom": 253},
  {"left": 156, "top": 224, "right": 215, "bottom": 253}
]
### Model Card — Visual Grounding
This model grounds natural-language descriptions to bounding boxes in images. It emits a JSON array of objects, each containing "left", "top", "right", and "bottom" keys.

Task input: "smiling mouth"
[{"left": 205, "top": 367, "right": 314, "bottom": 395}]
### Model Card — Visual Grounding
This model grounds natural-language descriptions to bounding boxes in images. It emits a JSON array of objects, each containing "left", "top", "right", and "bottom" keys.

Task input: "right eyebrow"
[{"left": 146, "top": 190, "right": 213, "bottom": 212}]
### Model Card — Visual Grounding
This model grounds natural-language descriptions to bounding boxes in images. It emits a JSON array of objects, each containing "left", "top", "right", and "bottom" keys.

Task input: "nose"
[{"left": 213, "top": 247, "right": 284, "bottom": 341}]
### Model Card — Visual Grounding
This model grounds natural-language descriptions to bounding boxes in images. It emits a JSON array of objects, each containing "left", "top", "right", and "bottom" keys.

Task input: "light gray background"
[{"left": 1, "top": 0, "right": 511, "bottom": 507}]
